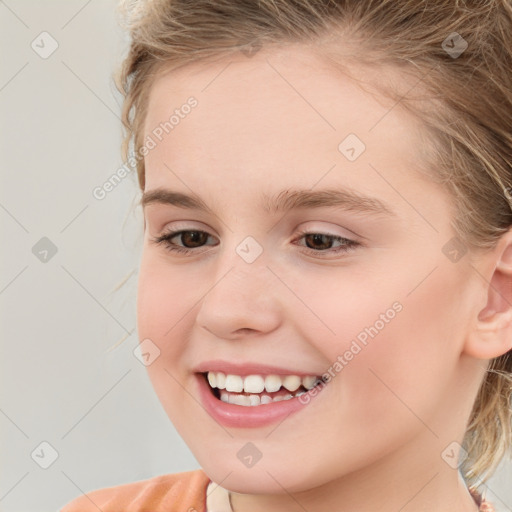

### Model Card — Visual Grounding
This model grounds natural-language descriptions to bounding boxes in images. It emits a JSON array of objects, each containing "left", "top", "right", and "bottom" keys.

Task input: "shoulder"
[{"left": 59, "top": 469, "right": 210, "bottom": 512}]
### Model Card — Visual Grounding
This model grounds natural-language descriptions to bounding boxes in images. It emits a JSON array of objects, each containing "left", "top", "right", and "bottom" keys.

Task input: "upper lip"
[{"left": 193, "top": 360, "right": 323, "bottom": 377}]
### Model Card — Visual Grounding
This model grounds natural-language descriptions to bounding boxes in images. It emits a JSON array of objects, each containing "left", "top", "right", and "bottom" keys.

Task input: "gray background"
[{"left": 0, "top": 1, "right": 510, "bottom": 511}]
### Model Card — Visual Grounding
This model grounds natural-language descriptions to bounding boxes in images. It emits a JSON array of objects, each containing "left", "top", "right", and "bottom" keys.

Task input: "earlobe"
[{"left": 465, "top": 228, "right": 512, "bottom": 360}]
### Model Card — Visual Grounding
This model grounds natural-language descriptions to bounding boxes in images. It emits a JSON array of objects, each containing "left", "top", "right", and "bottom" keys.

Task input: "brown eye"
[
  {"left": 293, "top": 230, "right": 360, "bottom": 257},
  {"left": 178, "top": 231, "right": 209, "bottom": 248},
  {"left": 303, "top": 233, "right": 335, "bottom": 250},
  {"left": 151, "top": 229, "right": 218, "bottom": 254}
]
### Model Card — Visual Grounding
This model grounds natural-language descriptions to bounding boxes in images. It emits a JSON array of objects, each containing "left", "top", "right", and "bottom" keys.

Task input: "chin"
[{"left": 198, "top": 453, "right": 334, "bottom": 494}]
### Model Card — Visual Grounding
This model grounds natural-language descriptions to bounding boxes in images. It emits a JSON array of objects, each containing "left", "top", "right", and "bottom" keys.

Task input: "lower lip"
[{"left": 195, "top": 373, "right": 324, "bottom": 428}]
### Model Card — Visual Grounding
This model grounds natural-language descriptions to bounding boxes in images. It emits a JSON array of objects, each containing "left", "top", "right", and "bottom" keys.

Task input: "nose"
[{"left": 195, "top": 255, "right": 282, "bottom": 340}]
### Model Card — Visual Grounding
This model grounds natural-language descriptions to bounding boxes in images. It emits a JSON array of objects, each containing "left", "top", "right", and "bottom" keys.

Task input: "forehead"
[
  {"left": 142, "top": 44, "right": 434, "bottom": 209},
  {"left": 148, "top": 46, "right": 419, "bottom": 134}
]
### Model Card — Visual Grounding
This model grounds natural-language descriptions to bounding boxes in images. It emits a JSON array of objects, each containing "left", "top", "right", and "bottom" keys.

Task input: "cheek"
[
  {"left": 136, "top": 251, "right": 204, "bottom": 395},
  {"left": 136, "top": 252, "right": 204, "bottom": 429},
  {"left": 137, "top": 251, "right": 197, "bottom": 342},
  {"left": 316, "top": 264, "right": 468, "bottom": 438}
]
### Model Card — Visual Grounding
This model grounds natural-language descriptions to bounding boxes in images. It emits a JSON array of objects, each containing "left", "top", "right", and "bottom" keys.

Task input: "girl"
[{"left": 61, "top": 1, "right": 512, "bottom": 510}]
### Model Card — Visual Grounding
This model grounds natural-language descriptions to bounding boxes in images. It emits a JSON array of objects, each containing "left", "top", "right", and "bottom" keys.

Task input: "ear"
[{"left": 465, "top": 227, "right": 512, "bottom": 359}]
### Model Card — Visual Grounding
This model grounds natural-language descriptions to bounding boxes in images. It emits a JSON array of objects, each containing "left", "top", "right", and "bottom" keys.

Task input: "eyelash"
[{"left": 150, "top": 228, "right": 360, "bottom": 257}]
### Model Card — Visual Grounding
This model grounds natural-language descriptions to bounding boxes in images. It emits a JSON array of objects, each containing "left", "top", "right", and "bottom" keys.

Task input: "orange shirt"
[
  {"left": 60, "top": 469, "right": 211, "bottom": 512},
  {"left": 60, "top": 469, "right": 496, "bottom": 512}
]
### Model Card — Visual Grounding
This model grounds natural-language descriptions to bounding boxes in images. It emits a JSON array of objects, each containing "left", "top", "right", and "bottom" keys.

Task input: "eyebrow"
[{"left": 140, "top": 187, "right": 396, "bottom": 217}]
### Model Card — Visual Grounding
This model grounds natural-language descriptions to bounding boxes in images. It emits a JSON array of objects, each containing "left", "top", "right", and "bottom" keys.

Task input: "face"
[{"left": 137, "top": 45, "right": 484, "bottom": 494}]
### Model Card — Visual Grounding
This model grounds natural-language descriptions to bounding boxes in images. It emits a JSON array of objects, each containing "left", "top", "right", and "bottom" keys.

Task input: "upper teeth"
[{"left": 207, "top": 372, "right": 320, "bottom": 393}]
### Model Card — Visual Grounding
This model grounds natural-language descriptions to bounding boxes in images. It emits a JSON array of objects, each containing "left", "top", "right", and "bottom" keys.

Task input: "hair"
[{"left": 113, "top": 0, "right": 512, "bottom": 486}]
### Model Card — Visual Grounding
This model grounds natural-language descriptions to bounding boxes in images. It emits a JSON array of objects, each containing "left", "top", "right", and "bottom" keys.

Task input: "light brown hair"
[{"left": 113, "top": 0, "right": 512, "bottom": 486}]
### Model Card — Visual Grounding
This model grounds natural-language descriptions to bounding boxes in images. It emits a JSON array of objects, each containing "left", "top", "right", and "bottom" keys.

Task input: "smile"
[
  {"left": 205, "top": 371, "right": 322, "bottom": 406},
  {"left": 194, "top": 361, "right": 328, "bottom": 427}
]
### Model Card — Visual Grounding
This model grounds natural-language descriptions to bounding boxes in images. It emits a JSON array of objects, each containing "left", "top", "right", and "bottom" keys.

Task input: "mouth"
[{"left": 201, "top": 371, "right": 324, "bottom": 406}]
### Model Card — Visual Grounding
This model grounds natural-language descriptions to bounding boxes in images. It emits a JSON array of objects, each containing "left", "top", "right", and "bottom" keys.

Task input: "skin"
[{"left": 137, "top": 44, "right": 512, "bottom": 512}]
